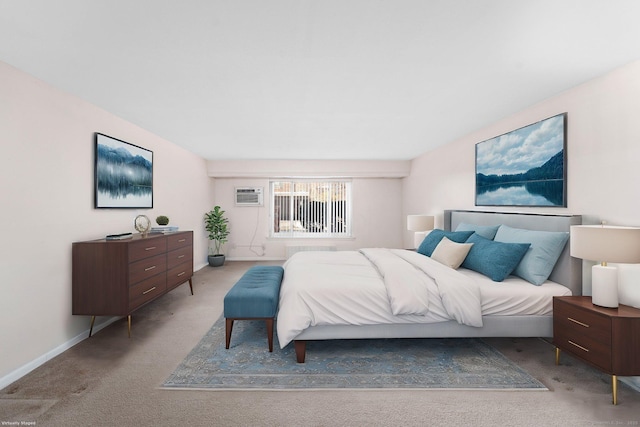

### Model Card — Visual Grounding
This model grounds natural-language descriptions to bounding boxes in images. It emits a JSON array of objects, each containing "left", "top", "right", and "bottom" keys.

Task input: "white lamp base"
[{"left": 591, "top": 265, "right": 619, "bottom": 308}]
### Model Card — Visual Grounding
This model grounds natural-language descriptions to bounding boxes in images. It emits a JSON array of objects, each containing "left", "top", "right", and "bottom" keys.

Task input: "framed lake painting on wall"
[
  {"left": 94, "top": 133, "right": 153, "bottom": 208},
  {"left": 475, "top": 113, "right": 567, "bottom": 207}
]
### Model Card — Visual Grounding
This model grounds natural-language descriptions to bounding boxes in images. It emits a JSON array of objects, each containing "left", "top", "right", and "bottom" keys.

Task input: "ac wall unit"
[{"left": 235, "top": 187, "right": 264, "bottom": 206}]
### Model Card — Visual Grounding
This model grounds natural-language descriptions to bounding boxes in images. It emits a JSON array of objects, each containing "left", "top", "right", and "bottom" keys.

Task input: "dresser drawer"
[
  {"left": 129, "top": 274, "right": 167, "bottom": 309},
  {"left": 167, "top": 232, "right": 193, "bottom": 251},
  {"left": 129, "top": 254, "right": 167, "bottom": 284},
  {"left": 555, "top": 331, "right": 612, "bottom": 371},
  {"left": 129, "top": 238, "right": 168, "bottom": 262},
  {"left": 167, "top": 261, "right": 193, "bottom": 290},
  {"left": 167, "top": 246, "right": 193, "bottom": 269},
  {"left": 554, "top": 299, "right": 611, "bottom": 345}
]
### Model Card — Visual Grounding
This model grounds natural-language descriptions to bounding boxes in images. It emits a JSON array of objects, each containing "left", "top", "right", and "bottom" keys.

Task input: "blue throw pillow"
[
  {"left": 417, "top": 229, "right": 475, "bottom": 257},
  {"left": 461, "top": 233, "right": 530, "bottom": 282},
  {"left": 455, "top": 222, "right": 500, "bottom": 240},
  {"left": 494, "top": 225, "right": 569, "bottom": 285}
]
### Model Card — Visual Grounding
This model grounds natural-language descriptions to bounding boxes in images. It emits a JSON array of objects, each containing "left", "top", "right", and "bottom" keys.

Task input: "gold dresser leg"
[
  {"left": 127, "top": 315, "right": 132, "bottom": 338},
  {"left": 555, "top": 347, "right": 561, "bottom": 365},
  {"left": 612, "top": 375, "right": 618, "bottom": 405}
]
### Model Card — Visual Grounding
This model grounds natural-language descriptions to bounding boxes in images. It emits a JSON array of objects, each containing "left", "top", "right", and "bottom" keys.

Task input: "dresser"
[
  {"left": 553, "top": 296, "right": 640, "bottom": 405},
  {"left": 72, "top": 231, "right": 194, "bottom": 337}
]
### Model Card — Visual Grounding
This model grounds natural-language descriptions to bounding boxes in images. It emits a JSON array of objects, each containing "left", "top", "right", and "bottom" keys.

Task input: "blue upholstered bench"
[{"left": 224, "top": 265, "right": 284, "bottom": 352}]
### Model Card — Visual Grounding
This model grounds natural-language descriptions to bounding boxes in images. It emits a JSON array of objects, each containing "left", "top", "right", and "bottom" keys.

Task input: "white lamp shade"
[
  {"left": 570, "top": 225, "right": 640, "bottom": 264},
  {"left": 407, "top": 215, "right": 434, "bottom": 232},
  {"left": 570, "top": 224, "right": 640, "bottom": 308}
]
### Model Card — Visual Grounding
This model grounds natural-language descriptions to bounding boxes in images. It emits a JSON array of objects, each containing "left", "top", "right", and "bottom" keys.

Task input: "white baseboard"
[
  {"left": 0, "top": 316, "right": 120, "bottom": 390},
  {"left": 621, "top": 377, "right": 640, "bottom": 392}
]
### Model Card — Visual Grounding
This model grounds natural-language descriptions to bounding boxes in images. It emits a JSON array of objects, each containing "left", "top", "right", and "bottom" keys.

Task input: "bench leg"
[
  {"left": 294, "top": 340, "right": 306, "bottom": 363},
  {"left": 225, "top": 318, "right": 234, "bottom": 349},
  {"left": 265, "top": 318, "right": 274, "bottom": 352}
]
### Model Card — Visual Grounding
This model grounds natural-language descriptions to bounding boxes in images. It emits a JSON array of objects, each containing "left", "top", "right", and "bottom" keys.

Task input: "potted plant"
[{"left": 204, "top": 206, "right": 230, "bottom": 267}]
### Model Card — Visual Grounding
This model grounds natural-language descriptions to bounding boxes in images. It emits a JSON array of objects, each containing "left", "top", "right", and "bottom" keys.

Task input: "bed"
[{"left": 277, "top": 210, "right": 582, "bottom": 362}]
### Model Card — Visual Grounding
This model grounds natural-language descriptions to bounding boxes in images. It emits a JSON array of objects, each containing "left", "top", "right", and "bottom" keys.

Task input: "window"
[{"left": 271, "top": 180, "right": 352, "bottom": 238}]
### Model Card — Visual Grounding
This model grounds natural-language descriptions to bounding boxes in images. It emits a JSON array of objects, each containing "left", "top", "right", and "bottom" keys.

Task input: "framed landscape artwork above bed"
[{"left": 475, "top": 113, "right": 567, "bottom": 207}]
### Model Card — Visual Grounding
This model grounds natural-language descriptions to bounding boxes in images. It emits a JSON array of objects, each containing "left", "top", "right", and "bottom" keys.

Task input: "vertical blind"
[{"left": 271, "top": 180, "right": 352, "bottom": 237}]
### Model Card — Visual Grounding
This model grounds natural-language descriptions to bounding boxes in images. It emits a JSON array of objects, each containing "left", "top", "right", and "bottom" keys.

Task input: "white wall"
[
  {"left": 404, "top": 60, "right": 640, "bottom": 389},
  {"left": 0, "top": 61, "right": 213, "bottom": 385},
  {"left": 211, "top": 177, "right": 404, "bottom": 259},
  {"left": 403, "top": 59, "right": 640, "bottom": 309}
]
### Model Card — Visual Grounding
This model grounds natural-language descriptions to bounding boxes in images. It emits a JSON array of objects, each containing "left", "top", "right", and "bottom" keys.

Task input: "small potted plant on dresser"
[{"left": 204, "top": 206, "right": 230, "bottom": 267}]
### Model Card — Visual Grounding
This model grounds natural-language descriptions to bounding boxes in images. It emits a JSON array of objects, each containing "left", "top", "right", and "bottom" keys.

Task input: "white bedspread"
[{"left": 276, "top": 249, "right": 483, "bottom": 348}]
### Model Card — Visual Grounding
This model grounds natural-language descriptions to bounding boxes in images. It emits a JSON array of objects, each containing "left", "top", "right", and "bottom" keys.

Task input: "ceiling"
[{"left": 2, "top": 1, "right": 640, "bottom": 161}]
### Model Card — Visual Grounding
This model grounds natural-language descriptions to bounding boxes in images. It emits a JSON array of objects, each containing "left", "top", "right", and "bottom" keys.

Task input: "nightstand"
[{"left": 553, "top": 296, "right": 640, "bottom": 405}]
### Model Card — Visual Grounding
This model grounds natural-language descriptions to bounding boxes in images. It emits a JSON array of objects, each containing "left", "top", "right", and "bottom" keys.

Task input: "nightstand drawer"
[
  {"left": 555, "top": 331, "right": 612, "bottom": 371},
  {"left": 554, "top": 299, "right": 611, "bottom": 345}
]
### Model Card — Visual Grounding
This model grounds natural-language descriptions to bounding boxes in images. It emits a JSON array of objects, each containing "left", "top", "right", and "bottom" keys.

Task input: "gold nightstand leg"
[
  {"left": 612, "top": 375, "right": 618, "bottom": 405},
  {"left": 555, "top": 347, "right": 560, "bottom": 365},
  {"left": 127, "top": 315, "right": 132, "bottom": 338}
]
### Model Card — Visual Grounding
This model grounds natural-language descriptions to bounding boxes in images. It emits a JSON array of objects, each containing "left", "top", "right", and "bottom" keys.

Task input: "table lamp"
[
  {"left": 407, "top": 215, "right": 434, "bottom": 249},
  {"left": 570, "top": 224, "right": 640, "bottom": 308}
]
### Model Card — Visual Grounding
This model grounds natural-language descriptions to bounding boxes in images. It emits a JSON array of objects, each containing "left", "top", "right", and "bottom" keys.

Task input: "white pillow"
[{"left": 431, "top": 237, "right": 474, "bottom": 269}]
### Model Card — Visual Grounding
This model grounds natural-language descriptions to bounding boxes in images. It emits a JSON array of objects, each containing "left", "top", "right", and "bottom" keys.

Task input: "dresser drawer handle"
[
  {"left": 145, "top": 246, "right": 157, "bottom": 251},
  {"left": 568, "top": 340, "right": 589, "bottom": 353},
  {"left": 567, "top": 317, "right": 589, "bottom": 328},
  {"left": 178, "top": 239, "right": 186, "bottom": 243},
  {"left": 178, "top": 255, "right": 185, "bottom": 259},
  {"left": 142, "top": 286, "right": 157, "bottom": 295},
  {"left": 144, "top": 265, "right": 157, "bottom": 271},
  {"left": 177, "top": 272, "right": 186, "bottom": 277}
]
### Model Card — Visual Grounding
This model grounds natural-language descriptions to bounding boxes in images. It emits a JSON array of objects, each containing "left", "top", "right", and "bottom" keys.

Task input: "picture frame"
[
  {"left": 94, "top": 133, "right": 153, "bottom": 208},
  {"left": 475, "top": 113, "right": 567, "bottom": 207}
]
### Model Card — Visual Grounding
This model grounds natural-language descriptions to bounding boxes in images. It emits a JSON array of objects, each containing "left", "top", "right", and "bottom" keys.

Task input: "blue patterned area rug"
[{"left": 162, "top": 317, "right": 547, "bottom": 390}]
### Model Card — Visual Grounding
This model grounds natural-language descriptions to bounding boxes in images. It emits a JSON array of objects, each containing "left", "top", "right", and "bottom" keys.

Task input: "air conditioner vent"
[{"left": 235, "top": 187, "right": 263, "bottom": 206}]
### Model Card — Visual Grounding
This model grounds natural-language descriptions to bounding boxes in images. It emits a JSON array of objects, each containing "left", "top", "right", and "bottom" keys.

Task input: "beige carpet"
[{"left": 1, "top": 261, "right": 639, "bottom": 427}]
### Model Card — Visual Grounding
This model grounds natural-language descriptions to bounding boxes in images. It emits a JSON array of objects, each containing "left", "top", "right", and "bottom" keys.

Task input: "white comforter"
[{"left": 276, "top": 249, "right": 483, "bottom": 348}]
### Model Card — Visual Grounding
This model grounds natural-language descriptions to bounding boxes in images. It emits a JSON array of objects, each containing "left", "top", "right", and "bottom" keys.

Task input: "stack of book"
[{"left": 150, "top": 226, "right": 179, "bottom": 233}]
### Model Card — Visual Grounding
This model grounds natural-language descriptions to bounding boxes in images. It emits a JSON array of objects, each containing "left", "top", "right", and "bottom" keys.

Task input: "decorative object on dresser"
[
  {"left": 475, "top": 113, "right": 567, "bottom": 207},
  {"left": 156, "top": 215, "right": 170, "bottom": 225},
  {"left": 94, "top": 133, "right": 153, "bottom": 208},
  {"left": 204, "top": 206, "right": 230, "bottom": 267},
  {"left": 553, "top": 296, "right": 640, "bottom": 405},
  {"left": 134, "top": 214, "right": 151, "bottom": 236},
  {"left": 407, "top": 214, "right": 434, "bottom": 249},
  {"left": 72, "top": 231, "right": 194, "bottom": 337},
  {"left": 570, "top": 224, "right": 640, "bottom": 308}
]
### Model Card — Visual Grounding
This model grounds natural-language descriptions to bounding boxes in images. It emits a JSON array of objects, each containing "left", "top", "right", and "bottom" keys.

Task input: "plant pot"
[{"left": 208, "top": 254, "right": 225, "bottom": 267}]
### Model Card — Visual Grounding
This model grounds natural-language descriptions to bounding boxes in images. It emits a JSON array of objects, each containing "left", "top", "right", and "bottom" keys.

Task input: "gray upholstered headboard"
[{"left": 444, "top": 210, "right": 582, "bottom": 296}]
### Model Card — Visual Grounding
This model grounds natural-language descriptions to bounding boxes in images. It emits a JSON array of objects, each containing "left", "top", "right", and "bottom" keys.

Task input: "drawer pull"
[
  {"left": 142, "top": 286, "right": 157, "bottom": 295},
  {"left": 177, "top": 272, "right": 186, "bottom": 277},
  {"left": 144, "top": 265, "right": 157, "bottom": 271},
  {"left": 568, "top": 340, "right": 589, "bottom": 353},
  {"left": 567, "top": 317, "right": 590, "bottom": 328},
  {"left": 178, "top": 255, "right": 185, "bottom": 259},
  {"left": 145, "top": 246, "right": 157, "bottom": 251},
  {"left": 178, "top": 239, "right": 186, "bottom": 243}
]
